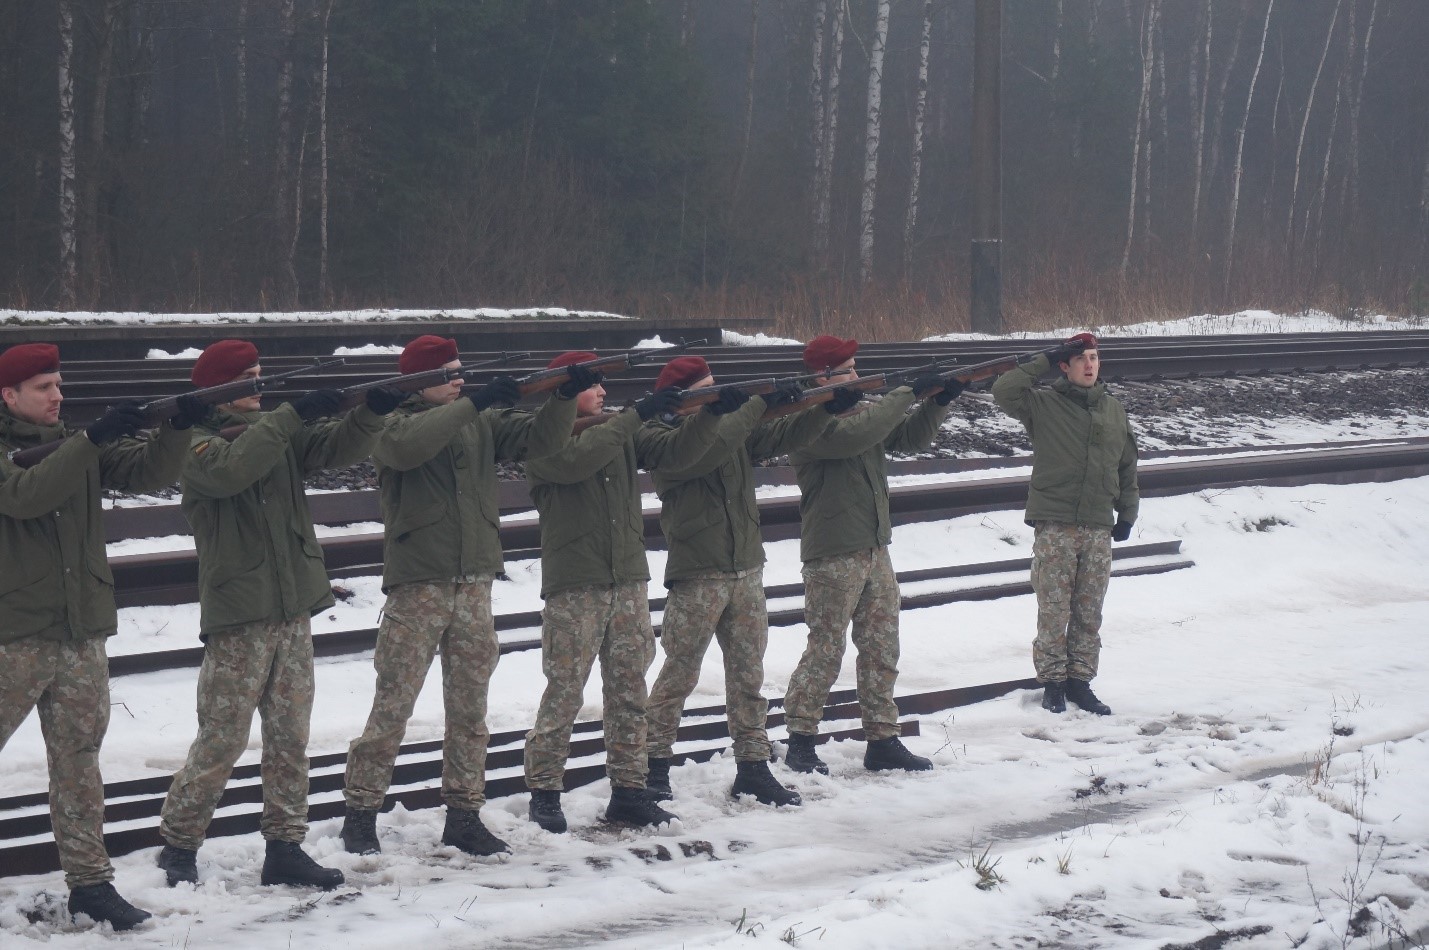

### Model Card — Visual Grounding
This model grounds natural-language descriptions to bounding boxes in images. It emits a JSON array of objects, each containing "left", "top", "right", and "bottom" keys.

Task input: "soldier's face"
[
  {"left": 575, "top": 381, "right": 605, "bottom": 417},
  {"left": 816, "top": 359, "right": 858, "bottom": 387},
  {"left": 692, "top": 374, "right": 715, "bottom": 390},
  {"left": 3, "top": 372, "right": 63, "bottom": 426},
  {"left": 421, "top": 360, "right": 464, "bottom": 406},
  {"left": 221, "top": 365, "right": 264, "bottom": 414},
  {"left": 1062, "top": 350, "right": 1100, "bottom": 387}
]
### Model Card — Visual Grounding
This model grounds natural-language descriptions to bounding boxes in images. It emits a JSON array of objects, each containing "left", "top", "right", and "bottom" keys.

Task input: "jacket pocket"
[{"left": 391, "top": 501, "right": 446, "bottom": 542}]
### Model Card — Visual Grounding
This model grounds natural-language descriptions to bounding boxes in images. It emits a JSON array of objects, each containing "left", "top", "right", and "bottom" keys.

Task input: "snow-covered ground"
[{"left": 2, "top": 306, "right": 630, "bottom": 326}]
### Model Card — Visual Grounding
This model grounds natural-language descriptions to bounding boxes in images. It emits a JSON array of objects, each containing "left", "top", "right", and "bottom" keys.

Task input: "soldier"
[
  {"left": 157, "top": 338, "right": 400, "bottom": 889},
  {"left": 991, "top": 332, "right": 1139, "bottom": 716},
  {"left": 643, "top": 355, "right": 827, "bottom": 807},
  {"left": 782, "top": 335, "right": 958, "bottom": 775},
  {"left": 339, "top": 335, "right": 591, "bottom": 858},
  {"left": 523, "top": 352, "right": 721, "bottom": 834},
  {"left": 1, "top": 343, "right": 200, "bottom": 930}
]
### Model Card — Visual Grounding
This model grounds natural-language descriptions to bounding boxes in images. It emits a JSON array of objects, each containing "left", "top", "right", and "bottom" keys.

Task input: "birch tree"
[
  {"left": 730, "top": 0, "right": 760, "bottom": 218},
  {"left": 1190, "top": 0, "right": 1212, "bottom": 249},
  {"left": 1343, "top": 0, "right": 1378, "bottom": 223},
  {"left": 814, "top": 0, "right": 845, "bottom": 261},
  {"left": 1286, "top": 0, "right": 1339, "bottom": 254},
  {"left": 903, "top": 0, "right": 933, "bottom": 281},
  {"left": 273, "top": 0, "right": 298, "bottom": 305},
  {"left": 858, "top": 0, "right": 890, "bottom": 286},
  {"left": 238, "top": 0, "right": 250, "bottom": 167},
  {"left": 1224, "top": 0, "right": 1275, "bottom": 301},
  {"left": 810, "top": 0, "right": 826, "bottom": 235},
  {"left": 1120, "top": 0, "right": 1156, "bottom": 279},
  {"left": 78, "top": 0, "right": 123, "bottom": 302},
  {"left": 57, "top": 0, "right": 77, "bottom": 309},
  {"left": 319, "top": 0, "right": 335, "bottom": 303}
]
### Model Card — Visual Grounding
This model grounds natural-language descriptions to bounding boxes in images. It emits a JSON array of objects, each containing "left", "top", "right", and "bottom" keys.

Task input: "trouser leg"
[
  {"left": 523, "top": 587, "right": 608, "bottom": 791},
  {"left": 160, "top": 622, "right": 279, "bottom": 851},
  {"left": 783, "top": 553, "right": 865, "bottom": 736},
  {"left": 257, "top": 618, "right": 315, "bottom": 843},
  {"left": 850, "top": 547, "right": 902, "bottom": 740},
  {"left": 1067, "top": 527, "right": 1113, "bottom": 682},
  {"left": 439, "top": 577, "right": 499, "bottom": 810},
  {"left": 645, "top": 577, "right": 728, "bottom": 760},
  {"left": 715, "top": 570, "right": 772, "bottom": 762},
  {"left": 1030, "top": 523, "right": 1078, "bottom": 682},
  {"left": 597, "top": 583, "right": 656, "bottom": 788},
  {"left": 344, "top": 582, "right": 448, "bottom": 810}
]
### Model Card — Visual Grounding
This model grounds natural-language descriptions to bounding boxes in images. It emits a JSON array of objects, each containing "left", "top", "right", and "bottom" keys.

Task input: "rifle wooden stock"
[
  {"left": 760, "top": 374, "right": 890, "bottom": 420},
  {"left": 572, "top": 412, "right": 620, "bottom": 435},
  {"left": 919, "top": 354, "right": 1020, "bottom": 399},
  {"left": 514, "top": 339, "right": 707, "bottom": 397},
  {"left": 670, "top": 378, "right": 778, "bottom": 415}
]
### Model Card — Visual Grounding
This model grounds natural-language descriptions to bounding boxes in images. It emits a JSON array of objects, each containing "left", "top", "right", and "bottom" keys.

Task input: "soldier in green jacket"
[
  {"left": 157, "top": 338, "right": 399, "bottom": 891},
  {"left": 339, "top": 335, "right": 588, "bottom": 859},
  {"left": 523, "top": 351, "right": 721, "bottom": 835},
  {"left": 643, "top": 355, "right": 827, "bottom": 808},
  {"left": 1, "top": 343, "right": 199, "bottom": 931},
  {"left": 782, "top": 335, "right": 957, "bottom": 776},
  {"left": 991, "top": 332, "right": 1140, "bottom": 716}
]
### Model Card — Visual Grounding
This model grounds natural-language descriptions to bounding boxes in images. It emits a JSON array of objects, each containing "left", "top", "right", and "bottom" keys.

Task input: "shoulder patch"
[{"left": 192, "top": 440, "right": 212, "bottom": 456}]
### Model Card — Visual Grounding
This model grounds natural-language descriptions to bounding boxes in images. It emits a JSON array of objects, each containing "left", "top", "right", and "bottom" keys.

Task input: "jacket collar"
[
  {"left": 0, "top": 406, "right": 67, "bottom": 448},
  {"left": 1052, "top": 376, "right": 1105, "bottom": 408}
]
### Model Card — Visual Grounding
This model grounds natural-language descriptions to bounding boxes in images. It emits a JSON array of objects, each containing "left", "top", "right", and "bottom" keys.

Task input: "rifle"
[
  {"left": 5, "top": 357, "right": 346, "bottom": 470},
  {"left": 514, "top": 338, "right": 707, "bottom": 397},
  {"left": 323, "top": 351, "right": 530, "bottom": 412},
  {"left": 912, "top": 353, "right": 1021, "bottom": 400},
  {"left": 667, "top": 373, "right": 823, "bottom": 415},
  {"left": 759, "top": 352, "right": 1019, "bottom": 420}
]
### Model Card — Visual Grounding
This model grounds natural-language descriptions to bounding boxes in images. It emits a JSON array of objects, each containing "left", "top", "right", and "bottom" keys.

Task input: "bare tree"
[
  {"left": 903, "top": 0, "right": 933, "bottom": 281},
  {"left": 273, "top": 0, "right": 299, "bottom": 306},
  {"left": 57, "top": 0, "right": 77, "bottom": 309},
  {"left": 1286, "top": 0, "right": 1339, "bottom": 255},
  {"left": 238, "top": 0, "right": 250, "bottom": 167},
  {"left": 858, "top": 0, "right": 890, "bottom": 285},
  {"left": 730, "top": 0, "right": 760, "bottom": 218},
  {"left": 814, "top": 0, "right": 845, "bottom": 261},
  {"left": 1190, "top": 0, "right": 1212, "bottom": 250},
  {"left": 1207, "top": 4, "right": 1248, "bottom": 237},
  {"left": 1224, "top": 0, "right": 1275, "bottom": 301},
  {"left": 319, "top": 0, "right": 335, "bottom": 304},
  {"left": 810, "top": 0, "right": 827, "bottom": 232},
  {"left": 1343, "top": 0, "right": 1378, "bottom": 223},
  {"left": 78, "top": 0, "right": 123, "bottom": 304},
  {"left": 1121, "top": 0, "right": 1156, "bottom": 279}
]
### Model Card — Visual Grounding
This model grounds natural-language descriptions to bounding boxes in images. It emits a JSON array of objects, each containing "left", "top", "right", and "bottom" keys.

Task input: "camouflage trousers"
[
  {"left": 1030, "top": 521, "right": 1112, "bottom": 682},
  {"left": 160, "top": 617, "right": 314, "bottom": 850},
  {"left": 0, "top": 637, "right": 113, "bottom": 888},
  {"left": 345, "top": 577, "right": 498, "bottom": 811},
  {"left": 646, "top": 569, "right": 771, "bottom": 762},
  {"left": 524, "top": 582, "right": 655, "bottom": 791},
  {"left": 784, "top": 547, "right": 902, "bottom": 741}
]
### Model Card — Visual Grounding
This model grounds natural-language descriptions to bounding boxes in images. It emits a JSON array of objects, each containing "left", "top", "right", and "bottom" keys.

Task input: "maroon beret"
[
  {"left": 0, "top": 343, "right": 61, "bottom": 390},
  {"left": 399, "top": 335, "right": 459, "bottom": 375},
  {"left": 1065, "top": 331, "right": 1099, "bottom": 351},
  {"left": 191, "top": 339, "right": 259, "bottom": 387},
  {"left": 547, "top": 351, "right": 598, "bottom": 370},
  {"left": 655, "top": 356, "right": 712, "bottom": 391},
  {"left": 803, "top": 335, "right": 859, "bottom": 372}
]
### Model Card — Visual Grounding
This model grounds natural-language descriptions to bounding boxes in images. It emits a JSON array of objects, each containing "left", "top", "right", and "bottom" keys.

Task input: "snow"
[
  {"left": 925, "top": 308, "right": 1428, "bottom": 341},
  {"left": 2, "top": 307, "right": 631, "bottom": 326}
]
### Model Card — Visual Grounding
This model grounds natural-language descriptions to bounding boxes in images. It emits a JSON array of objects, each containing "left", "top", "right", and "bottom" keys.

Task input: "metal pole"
[{"left": 970, "top": 0, "right": 1003, "bottom": 334}]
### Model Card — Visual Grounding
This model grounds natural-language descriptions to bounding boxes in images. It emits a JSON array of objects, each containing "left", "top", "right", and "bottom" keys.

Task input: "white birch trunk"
[
  {"left": 1207, "top": 7, "right": 1247, "bottom": 228},
  {"left": 273, "top": 0, "right": 297, "bottom": 305},
  {"left": 1224, "top": 0, "right": 1274, "bottom": 301},
  {"left": 1286, "top": 0, "right": 1339, "bottom": 252},
  {"left": 238, "top": 0, "right": 249, "bottom": 167},
  {"left": 1051, "top": 0, "right": 1062, "bottom": 84},
  {"left": 814, "top": 0, "right": 845, "bottom": 260},
  {"left": 1306, "top": 69, "right": 1344, "bottom": 264},
  {"left": 730, "top": 0, "right": 760, "bottom": 215},
  {"left": 1190, "top": 0, "right": 1212, "bottom": 249},
  {"left": 810, "top": 0, "right": 826, "bottom": 230},
  {"left": 858, "top": 0, "right": 890, "bottom": 286},
  {"left": 1120, "top": 1, "right": 1154, "bottom": 279},
  {"left": 320, "top": 0, "right": 334, "bottom": 304},
  {"left": 57, "top": 0, "right": 77, "bottom": 308},
  {"left": 903, "top": 0, "right": 932, "bottom": 280},
  {"left": 79, "top": 0, "right": 121, "bottom": 301},
  {"left": 1345, "top": 0, "right": 1377, "bottom": 221}
]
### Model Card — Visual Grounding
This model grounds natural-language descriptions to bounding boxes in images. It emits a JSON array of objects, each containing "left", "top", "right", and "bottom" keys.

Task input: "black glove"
[
  {"left": 1047, "top": 337, "right": 1089, "bottom": 365},
  {"left": 468, "top": 375, "right": 520, "bottom": 411},
  {"left": 824, "top": 386, "right": 864, "bottom": 415},
  {"left": 762, "top": 383, "right": 804, "bottom": 409},
  {"left": 1111, "top": 519, "right": 1133, "bottom": 542},
  {"left": 934, "top": 377, "right": 966, "bottom": 406},
  {"left": 365, "top": 386, "right": 405, "bottom": 416},
  {"left": 557, "top": 364, "right": 602, "bottom": 399},
  {"left": 86, "top": 400, "right": 147, "bottom": 445},
  {"left": 635, "top": 387, "right": 681, "bottom": 422},
  {"left": 704, "top": 387, "right": 750, "bottom": 416},
  {"left": 911, "top": 374, "right": 946, "bottom": 398},
  {"left": 169, "top": 394, "right": 209, "bottom": 430},
  {"left": 291, "top": 388, "right": 343, "bottom": 422}
]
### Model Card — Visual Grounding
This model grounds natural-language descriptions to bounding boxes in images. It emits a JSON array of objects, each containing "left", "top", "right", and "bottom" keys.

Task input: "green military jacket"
[
  {"left": 991, "top": 353, "right": 1140, "bottom": 528},
  {"left": 789, "top": 387, "right": 950, "bottom": 563},
  {"left": 527, "top": 409, "right": 718, "bottom": 598},
  {"left": 182, "top": 402, "right": 384, "bottom": 637},
  {"left": 1, "top": 410, "right": 188, "bottom": 644},
  {"left": 373, "top": 393, "right": 575, "bottom": 591},
  {"left": 649, "top": 397, "right": 830, "bottom": 586}
]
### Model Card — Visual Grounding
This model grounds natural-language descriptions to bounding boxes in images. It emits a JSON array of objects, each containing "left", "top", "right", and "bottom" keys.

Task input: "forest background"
[{"left": 2, "top": 0, "right": 1427, "bottom": 339}]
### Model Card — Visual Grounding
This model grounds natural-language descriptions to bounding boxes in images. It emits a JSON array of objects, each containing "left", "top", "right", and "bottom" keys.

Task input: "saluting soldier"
[
  {"left": 522, "top": 352, "right": 719, "bottom": 834},
  {"left": 992, "top": 332, "right": 1139, "bottom": 716},
  {"left": 1, "top": 343, "right": 200, "bottom": 930},
  {"left": 782, "top": 335, "right": 958, "bottom": 775},
  {"left": 157, "top": 339, "right": 399, "bottom": 890},
  {"left": 643, "top": 355, "right": 827, "bottom": 807},
  {"left": 339, "top": 335, "right": 590, "bottom": 858}
]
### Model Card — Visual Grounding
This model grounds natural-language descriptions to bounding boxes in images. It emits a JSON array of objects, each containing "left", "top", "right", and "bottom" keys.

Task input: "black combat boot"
[
  {"left": 605, "top": 786, "right": 679, "bottom": 828},
  {"left": 1041, "top": 680, "right": 1067, "bottom": 713},
  {"left": 340, "top": 806, "right": 381, "bottom": 855},
  {"left": 784, "top": 732, "right": 830, "bottom": 775},
  {"left": 260, "top": 840, "right": 345, "bottom": 889},
  {"left": 156, "top": 844, "right": 198, "bottom": 887},
  {"left": 731, "top": 760, "right": 802, "bottom": 806},
  {"left": 645, "top": 757, "right": 674, "bottom": 802},
  {"left": 68, "top": 883, "right": 152, "bottom": 932},
  {"left": 864, "top": 736, "right": 934, "bottom": 772},
  {"left": 527, "top": 789, "right": 568, "bottom": 834},
  {"left": 443, "top": 807, "right": 512, "bottom": 857},
  {"left": 1065, "top": 678, "right": 1112, "bottom": 716}
]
